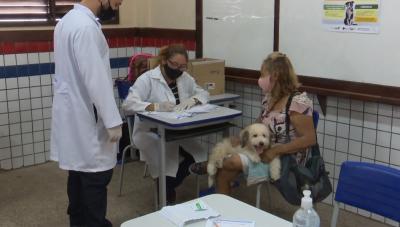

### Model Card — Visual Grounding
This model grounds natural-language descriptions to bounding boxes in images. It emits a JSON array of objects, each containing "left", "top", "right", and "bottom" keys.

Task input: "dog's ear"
[{"left": 240, "top": 130, "right": 249, "bottom": 148}]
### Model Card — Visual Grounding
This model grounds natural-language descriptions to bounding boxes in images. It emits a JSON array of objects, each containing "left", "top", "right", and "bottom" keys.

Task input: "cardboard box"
[
  {"left": 187, "top": 58, "right": 225, "bottom": 95},
  {"left": 148, "top": 56, "right": 160, "bottom": 69}
]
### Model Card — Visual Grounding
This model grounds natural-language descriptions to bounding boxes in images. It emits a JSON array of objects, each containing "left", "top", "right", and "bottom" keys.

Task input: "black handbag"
[{"left": 273, "top": 93, "right": 332, "bottom": 206}]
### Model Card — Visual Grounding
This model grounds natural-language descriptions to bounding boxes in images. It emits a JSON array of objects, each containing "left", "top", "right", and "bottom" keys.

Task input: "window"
[{"left": 0, "top": 0, "right": 118, "bottom": 26}]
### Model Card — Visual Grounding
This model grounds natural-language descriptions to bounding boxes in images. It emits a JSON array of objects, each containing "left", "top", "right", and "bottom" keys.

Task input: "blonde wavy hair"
[{"left": 261, "top": 52, "right": 300, "bottom": 110}]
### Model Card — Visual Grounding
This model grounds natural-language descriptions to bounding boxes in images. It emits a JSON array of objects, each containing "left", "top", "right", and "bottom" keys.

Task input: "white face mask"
[{"left": 258, "top": 75, "right": 275, "bottom": 93}]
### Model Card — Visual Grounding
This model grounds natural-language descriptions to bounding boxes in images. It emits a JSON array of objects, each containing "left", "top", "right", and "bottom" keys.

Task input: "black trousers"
[
  {"left": 165, "top": 148, "right": 195, "bottom": 198},
  {"left": 67, "top": 169, "right": 113, "bottom": 227}
]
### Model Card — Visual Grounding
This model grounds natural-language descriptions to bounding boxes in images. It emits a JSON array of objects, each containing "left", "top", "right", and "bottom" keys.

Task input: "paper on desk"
[
  {"left": 205, "top": 218, "right": 255, "bottom": 227},
  {"left": 150, "top": 104, "right": 218, "bottom": 120},
  {"left": 159, "top": 200, "right": 220, "bottom": 227}
]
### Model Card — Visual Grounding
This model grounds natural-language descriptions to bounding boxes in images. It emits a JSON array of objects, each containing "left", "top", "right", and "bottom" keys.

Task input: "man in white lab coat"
[{"left": 50, "top": 1, "right": 123, "bottom": 226}]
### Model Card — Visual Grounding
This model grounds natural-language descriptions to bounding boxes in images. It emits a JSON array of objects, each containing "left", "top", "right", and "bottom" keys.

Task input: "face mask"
[
  {"left": 164, "top": 64, "right": 183, "bottom": 80},
  {"left": 99, "top": 0, "right": 117, "bottom": 22},
  {"left": 258, "top": 76, "right": 274, "bottom": 93}
]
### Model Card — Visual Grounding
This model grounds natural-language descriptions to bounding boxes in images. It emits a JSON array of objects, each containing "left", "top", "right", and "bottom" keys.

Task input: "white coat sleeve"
[
  {"left": 121, "top": 74, "right": 152, "bottom": 115},
  {"left": 73, "top": 26, "right": 122, "bottom": 129}
]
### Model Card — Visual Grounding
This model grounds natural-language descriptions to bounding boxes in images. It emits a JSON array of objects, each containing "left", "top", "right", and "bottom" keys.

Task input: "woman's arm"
[{"left": 262, "top": 111, "right": 316, "bottom": 162}]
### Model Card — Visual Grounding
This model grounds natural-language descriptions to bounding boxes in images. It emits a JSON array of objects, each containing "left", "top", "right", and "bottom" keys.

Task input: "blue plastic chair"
[{"left": 330, "top": 161, "right": 400, "bottom": 227}]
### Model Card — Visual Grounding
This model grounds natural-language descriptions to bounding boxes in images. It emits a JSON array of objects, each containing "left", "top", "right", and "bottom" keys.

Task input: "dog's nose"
[{"left": 259, "top": 142, "right": 264, "bottom": 146}]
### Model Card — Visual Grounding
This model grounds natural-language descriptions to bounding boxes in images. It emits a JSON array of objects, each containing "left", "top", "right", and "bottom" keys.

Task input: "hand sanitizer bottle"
[{"left": 292, "top": 190, "right": 320, "bottom": 227}]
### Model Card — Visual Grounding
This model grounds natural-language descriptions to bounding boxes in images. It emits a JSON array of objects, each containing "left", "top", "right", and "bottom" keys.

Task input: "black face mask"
[
  {"left": 99, "top": 0, "right": 117, "bottom": 22},
  {"left": 164, "top": 64, "right": 183, "bottom": 80}
]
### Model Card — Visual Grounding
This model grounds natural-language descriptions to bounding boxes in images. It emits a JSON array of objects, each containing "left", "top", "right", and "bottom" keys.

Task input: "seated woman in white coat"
[{"left": 122, "top": 44, "right": 209, "bottom": 204}]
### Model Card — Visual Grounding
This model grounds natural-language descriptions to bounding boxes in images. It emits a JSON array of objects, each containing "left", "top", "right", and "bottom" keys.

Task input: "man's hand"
[{"left": 107, "top": 125, "right": 122, "bottom": 143}]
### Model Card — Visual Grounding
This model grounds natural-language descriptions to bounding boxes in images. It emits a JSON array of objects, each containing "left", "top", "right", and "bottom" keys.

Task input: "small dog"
[
  {"left": 207, "top": 123, "right": 274, "bottom": 187},
  {"left": 344, "top": 1, "right": 355, "bottom": 25}
]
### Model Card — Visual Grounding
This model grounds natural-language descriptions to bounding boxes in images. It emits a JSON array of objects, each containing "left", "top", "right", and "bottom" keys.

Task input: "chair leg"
[
  {"left": 154, "top": 178, "right": 159, "bottom": 210},
  {"left": 266, "top": 183, "right": 272, "bottom": 210},
  {"left": 143, "top": 164, "right": 149, "bottom": 178},
  {"left": 256, "top": 184, "right": 262, "bottom": 208},
  {"left": 118, "top": 145, "right": 132, "bottom": 196},
  {"left": 196, "top": 175, "right": 200, "bottom": 197},
  {"left": 330, "top": 201, "right": 340, "bottom": 227}
]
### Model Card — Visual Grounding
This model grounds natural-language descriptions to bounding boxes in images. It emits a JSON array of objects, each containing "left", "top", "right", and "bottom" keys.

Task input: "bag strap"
[
  {"left": 284, "top": 92, "right": 321, "bottom": 157},
  {"left": 284, "top": 92, "right": 300, "bottom": 143}
]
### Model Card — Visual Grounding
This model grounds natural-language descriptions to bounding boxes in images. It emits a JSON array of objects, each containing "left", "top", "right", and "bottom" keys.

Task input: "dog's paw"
[{"left": 249, "top": 155, "right": 261, "bottom": 163}]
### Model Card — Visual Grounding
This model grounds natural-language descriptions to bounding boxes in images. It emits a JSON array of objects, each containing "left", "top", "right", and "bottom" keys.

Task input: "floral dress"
[{"left": 260, "top": 92, "right": 313, "bottom": 166}]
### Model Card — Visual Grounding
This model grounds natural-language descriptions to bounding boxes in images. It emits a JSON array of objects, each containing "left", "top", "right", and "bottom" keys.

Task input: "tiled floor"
[{"left": 0, "top": 161, "right": 392, "bottom": 227}]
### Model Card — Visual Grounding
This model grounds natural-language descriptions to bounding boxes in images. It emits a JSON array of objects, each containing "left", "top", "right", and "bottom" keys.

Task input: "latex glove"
[
  {"left": 154, "top": 101, "right": 175, "bottom": 112},
  {"left": 174, "top": 98, "right": 197, "bottom": 111},
  {"left": 107, "top": 125, "right": 122, "bottom": 143}
]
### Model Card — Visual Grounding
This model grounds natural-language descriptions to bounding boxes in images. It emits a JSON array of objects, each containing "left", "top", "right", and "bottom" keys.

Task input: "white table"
[
  {"left": 209, "top": 93, "right": 240, "bottom": 107},
  {"left": 136, "top": 106, "right": 242, "bottom": 207},
  {"left": 121, "top": 194, "right": 292, "bottom": 227}
]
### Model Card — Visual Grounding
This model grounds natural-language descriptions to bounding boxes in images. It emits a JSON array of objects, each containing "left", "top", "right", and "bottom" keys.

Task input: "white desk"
[
  {"left": 209, "top": 93, "right": 240, "bottom": 107},
  {"left": 121, "top": 194, "right": 292, "bottom": 227},
  {"left": 136, "top": 106, "right": 242, "bottom": 207}
]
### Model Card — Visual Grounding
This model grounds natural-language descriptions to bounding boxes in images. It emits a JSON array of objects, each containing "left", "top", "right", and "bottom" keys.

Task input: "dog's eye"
[
  {"left": 263, "top": 134, "right": 266, "bottom": 137},
  {"left": 253, "top": 134, "right": 257, "bottom": 138}
]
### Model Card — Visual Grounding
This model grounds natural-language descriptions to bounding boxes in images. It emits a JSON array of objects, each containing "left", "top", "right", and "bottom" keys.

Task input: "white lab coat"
[
  {"left": 50, "top": 4, "right": 122, "bottom": 172},
  {"left": 122, "top": 66, "right": 209, "bottom": 178}
]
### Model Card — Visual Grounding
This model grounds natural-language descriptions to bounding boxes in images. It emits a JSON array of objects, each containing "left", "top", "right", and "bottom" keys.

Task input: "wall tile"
[
  {"left": 21, "top": 122, "right": 32, "bottom": 133},
  {"left": 34, "top": 153, "right": 45, "bottom": 164},
  {"left": 0, "top": 54, "right": 4, "bottom": 67},
  {"left": 0, "top": 102, "right": 7, "bottom": 114},
  {"left": 350, "top": 111, "right": 363, "bottom": 126},
  {"left": 9, "top": 135, "right": 21, "bottom": 146},
  {"left": 4, "top": 54, "right": 16, "bottom": 66},
  {"left": 19, "top": 88, "right": 30, "bottom": 99},
  {"left": 324, "top": 135, "right": 336, "bottom": 150},
  {"left": 8, "top": 112, "right": 20, "bottom": 124},
  {"left": 393, "top": 106, "right": 400, "bottom": 119},
  {"left": 11, "top": 145, "right": 22, "bottom": 157},
  {"left": 326, "top": 107, "right": 337, "bottom": 121},
  {"left": 337, "top": 123, "right": 349, "bottom": 138},
  {"left": 378, "top": 104, "right": 392, "bottom": 117},
  {"left": 336, "top": 137, "right": 348, "bottom": 153},
  {"left": 16, "top": 54, "right": 28, "bottom": 65},
  {"left": 349, "top": 126, "right": 362, "bottom": 141},
  {"left": 23, "top": 143, "right": 33, "bottom": 155},
  {"left": 391, "top": 133, "right": 400, "bottom": 150},
  {"left": 7, "top": 89, "right": 18, "bottom": 100},
  {"left": 30, "top": 87, "right": 41, "bottom": 98},
  {"left": 363, "top": 113, "right": 377, "bottom": 129},
  {"left": 362, "top": 143, "right": 375, "bottom": 159},
  {"left": 362, "top": 128, "right": 376, "bottom": 144},
  {"left": 29, "top": 76, "right": 41, "bottom": 87},
  {"left": 6, "top": 78, "right": 18, "bottom": 89},
  {"left": 34, "top": 142, "right": 44, "bottom": 154},
  {"left": 0, "top": 147, "right": 11, "bottom": 160},
  {"left": 12, "top": 157, "right": 23, "bottom": 168},
  {"left": 0, "top": 125, "right": 9, "bottom": 136},
  {"left": 0, "top": 91, "right": 6, "bottom": 102},
  {"left": 390, "top": 149, "right": 400, "bottom": 166},
  {"left": 38, "top": 52, "right": 50, "bottom": 63},
  {"left": 349, "top": 140, "right": 362, "bottom": 156},
  {"left": 376, "top": 131, "right": 391, "bottom": 147},
  {"left": 323, "top": 148, "right": 335, "bottom": 164},
  {"left": 378, "top": 116, "right": 392, "bottom": 132},
  {"left": 337, "top": 97, "right": 350, "bottom": 109},
  {"left": 392, "top": 118, "right": 400, "bottom": 134},
  {"left": 337, "top": 108, "right": 350, "bottom": 124},
  {"left": 0, "top": 79, "right": 5, "bottom": 90},
  {"left": 364, "top": 102, "right": 378, "bottom": 114},
  {"left": 9, "top": 123, "right": 21, "bottom": 135},
  {"left": 351, "top": 100, "right": 364, "bottom": 111},
  {"left": 375, "top": 146, "right": 390, "bottom": 163},
  {"left": 23, "top": 154, "right": 34, "bottom": 166},
  {"left": 324, "top": 121, "right": 336, "bottom": 136},
  {"left": 0, "top": 113, "right": 8, "bottom": 125},
  {"left": 8, "top": 100, "right": 19, "bottom": 112},
  {"left": 27, "top": 53, "right": 39, "bottom": 64}
]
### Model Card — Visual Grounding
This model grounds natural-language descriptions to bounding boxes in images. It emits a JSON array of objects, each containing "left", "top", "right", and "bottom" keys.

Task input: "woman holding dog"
[{"left": 216, "top": 52, "right": 316, "bottom": 194}]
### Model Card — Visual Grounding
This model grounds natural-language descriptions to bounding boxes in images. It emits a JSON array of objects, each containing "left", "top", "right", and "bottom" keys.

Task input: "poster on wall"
[{"left": 322, "top": 0, "right": 380, "bottom": 33}]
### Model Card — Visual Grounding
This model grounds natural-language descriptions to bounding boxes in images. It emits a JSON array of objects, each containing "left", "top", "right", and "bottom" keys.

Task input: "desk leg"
[{"left": 158, "top": 125, "right": 167, "bottom": 208}]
